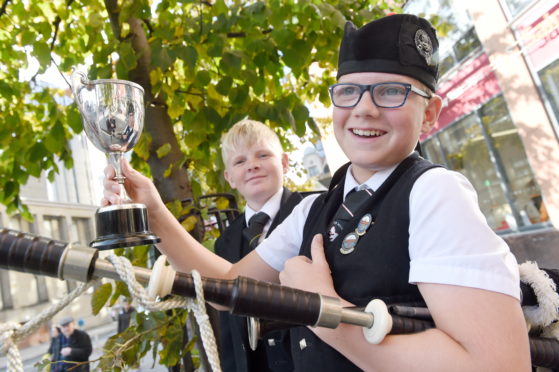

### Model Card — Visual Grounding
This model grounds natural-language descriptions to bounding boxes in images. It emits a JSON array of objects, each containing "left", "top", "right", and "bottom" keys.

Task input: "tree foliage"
[
  {"left": 0, "top": 0, "right": 403, "bottom": 216},
  {"left": 2, "top": 0, "right": 404, "bottom": 369}
]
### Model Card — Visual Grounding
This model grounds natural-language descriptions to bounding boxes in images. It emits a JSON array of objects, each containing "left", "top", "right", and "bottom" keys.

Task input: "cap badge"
[{"left": 414, "top": 29, "right": 434, "bottom": 66}]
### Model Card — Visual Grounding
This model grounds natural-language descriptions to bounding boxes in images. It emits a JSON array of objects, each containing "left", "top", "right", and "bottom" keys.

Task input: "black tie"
[
  {"left": 328, "top": 187, "right": 373, "bottom": 239},
  {"left": 242, "top": 212, "right": 270, "bottom": 250}
]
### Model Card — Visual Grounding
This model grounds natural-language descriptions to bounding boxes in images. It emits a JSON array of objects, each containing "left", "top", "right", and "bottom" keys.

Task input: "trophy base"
[{"left": 91, "top": 203, "right": 161, "bottom": 250}]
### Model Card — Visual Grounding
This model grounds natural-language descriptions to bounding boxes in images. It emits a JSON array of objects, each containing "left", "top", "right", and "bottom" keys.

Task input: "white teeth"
[{"left": 352, "top": 129, "right": 382, "bottom": 137}]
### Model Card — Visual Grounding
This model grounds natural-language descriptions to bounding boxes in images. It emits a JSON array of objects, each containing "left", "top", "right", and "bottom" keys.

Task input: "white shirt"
[
  {"left": 244, "top": 187, "right": 284, "bottom": 244},
  {"left": 256, "top": 165, "right": 520, "bottom": 300}
]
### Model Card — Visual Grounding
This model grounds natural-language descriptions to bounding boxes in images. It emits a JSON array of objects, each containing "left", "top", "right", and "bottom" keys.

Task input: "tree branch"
[
  {"left": 50, "top": 0, "right": 74, "bottom": 51},
  {"left": 142, "top": 18, "right": 153, "bottom": 36},
  {"left": 226, "top": 28, "right": 272, "bottom": 38},
  {"left": 175, "top": 90, "right": 204, "bottom": 97},
  {"left": 104, "top": 0, "right": 123, "bottom": 42},
  {"left": 0, "top": 0, "right": 11, "bottom": 18}
]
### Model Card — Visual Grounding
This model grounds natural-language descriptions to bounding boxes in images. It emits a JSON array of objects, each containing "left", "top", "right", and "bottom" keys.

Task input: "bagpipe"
[{"left": 1, "top": 228, "right": 558, "bottom": 369}]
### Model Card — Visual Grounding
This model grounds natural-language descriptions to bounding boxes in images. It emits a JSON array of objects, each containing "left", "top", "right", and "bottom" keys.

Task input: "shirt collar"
[
  {"left": 342, "top": 163, "right": 399, "bottom": 200},
  {"left": 245, "top": 187, "right": 284, "bottom": 224}
]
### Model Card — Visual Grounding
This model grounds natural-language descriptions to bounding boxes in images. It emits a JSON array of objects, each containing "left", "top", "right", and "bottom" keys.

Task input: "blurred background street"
[{"left": 0, "top": 321, "right": 168, "bottom": 372}]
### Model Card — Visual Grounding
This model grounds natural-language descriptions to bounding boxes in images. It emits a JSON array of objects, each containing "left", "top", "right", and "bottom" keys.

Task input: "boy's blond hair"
[{"left": 221, "top": 119, "right": 283, "bottom": 166}]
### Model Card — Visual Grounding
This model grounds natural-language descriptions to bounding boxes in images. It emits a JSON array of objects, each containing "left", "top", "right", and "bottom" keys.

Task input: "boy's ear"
[
  {"left": 281, "top": 153, "right": 289, "bottom": 174},
  {"left": 223, "top": 169, "right": 237, "bottom": 189},
  {"left": 421, "top": 94, "right": 443, "bottom": 134}
]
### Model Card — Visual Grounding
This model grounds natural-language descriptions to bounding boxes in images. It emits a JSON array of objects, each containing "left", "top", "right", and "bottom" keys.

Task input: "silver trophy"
[{"left": 71, "top": 70, "right": 160, "bottom": 250}]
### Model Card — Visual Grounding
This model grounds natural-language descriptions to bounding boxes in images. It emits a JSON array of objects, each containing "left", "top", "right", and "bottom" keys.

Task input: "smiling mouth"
[
  {"left": 246, "top": 175, "right": 265, "bottom": 183},
  {"left": 351, "top": 128, "right": 385, "bottom": 137}
]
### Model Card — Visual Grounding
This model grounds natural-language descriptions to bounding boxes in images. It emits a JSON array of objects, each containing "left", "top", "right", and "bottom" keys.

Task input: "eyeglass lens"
[{"left": 331, "top": 83, "right": 409, "bottom": 108}]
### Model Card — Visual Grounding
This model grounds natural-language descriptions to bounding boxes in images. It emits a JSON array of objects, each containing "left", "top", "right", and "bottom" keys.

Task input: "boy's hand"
[
  {"left": 101, "top": 158, "right": 165, "bottom": 213},
  {"left": 279, "top": 234, "right": 338, "bottom": 298}
]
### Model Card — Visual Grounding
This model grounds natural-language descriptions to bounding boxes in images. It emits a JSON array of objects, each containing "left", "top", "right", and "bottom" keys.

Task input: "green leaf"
[
  {"left": 91, "top": 282, "right": 113, "bottom": 315},
  {"left": 20, "top": 29, "right": 37, "bottom": 46},
  {"left": 179, "top": 46, "right": 197, "bottom": 70},
  {"left": 3, "top": 181, "right": 17, "bottom": 200},
  {"left": 293, "top": 104, "right": 309, "bottom": 124},
  {"left": 109, "top": 281, "right": 131, "bottom": 307},
  {"left": 134, "top": 132, "right": 152, "bottom": 161},
  {"left": 277, "top": 106, "right": 297, "bottom": 134},
  {"left": 158, "top": 322, "right": 184, "bottom": 366},
  {"left": 118, "top": 41, "right": 138, "bottom": 72},
  {"left": 28, "top": 143, "right": 48, "bottom": 163},
  {"left": 216, "top": 76, "right": 232, "bottom": 96},
  {"left": 230, "top": 85, "right": 249, "bottom": 106},
  {"left": 213, "top": 0, "right": 228, "bottom": 14},
  {"left": 37, "top": 3, "right": 56, "bottom": 21},
  {"left": 163, "top": 162, "right": 173, "bottom": 178},
  {"left": 317, "top": 3, "right": 347, "bottom": 29},
  {"left": 156, "top": 143, "right": 172, "bottom": 158},
  {"left": 207, "top": 37, "right": 224, "bottom": 57},
  {"left": 195, "top": 70, "right": 211, "bottom": 86},
  {"left": 43, "top": 121, "right": 66, "bottom": 153},
  {"left": 220, "top": 52, "right": 242, "bottom": 75},
  {"left": 66, "top": 106, "right": 83, "bottom": 133},
  {"left": 151, "top": 40, "right": 173, "bottom": 72},
  {"left": 32, "top": 41, "right": 51, "bottom": 70},
  {"left": 89, "top": 12, "right": 104, "bottom": 28}
]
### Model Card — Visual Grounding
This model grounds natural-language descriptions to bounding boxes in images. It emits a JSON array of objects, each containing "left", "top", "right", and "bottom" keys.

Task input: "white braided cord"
[
  {"left": 190, "top": 270, "right": 221, "bottom": 372},
  {"left": 0, "top": 323, "right": 23, "bottom": 372},
  {"left": 105, "top": 254, "right": 221, "bottom": 372}
]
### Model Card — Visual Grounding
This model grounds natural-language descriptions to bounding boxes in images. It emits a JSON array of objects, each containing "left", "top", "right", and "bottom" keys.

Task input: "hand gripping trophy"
[{"left": 71, "top": 70, "right": 160, "bottom": 250}]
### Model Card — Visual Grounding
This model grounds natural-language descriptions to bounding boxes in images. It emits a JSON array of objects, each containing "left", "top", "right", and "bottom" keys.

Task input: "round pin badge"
[
  {"left": 340, "top": 232, "right": 358, "bottom": 255},
  {"left": 355, "top": 214, "right": 372, "bottom": 236}
]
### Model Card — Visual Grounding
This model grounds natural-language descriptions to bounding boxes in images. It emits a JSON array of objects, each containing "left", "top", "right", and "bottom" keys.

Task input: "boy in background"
[{"left": 214, "top": 119, "right": 302, "bottom": 372}]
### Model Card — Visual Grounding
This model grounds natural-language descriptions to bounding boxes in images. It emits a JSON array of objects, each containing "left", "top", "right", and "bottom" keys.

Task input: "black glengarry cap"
[{"left": 337, "top": 14, "right": 439, "bottom": 91}]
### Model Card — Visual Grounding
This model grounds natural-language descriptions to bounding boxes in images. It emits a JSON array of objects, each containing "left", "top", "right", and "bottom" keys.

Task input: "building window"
[
  {"left": 71, "top": 217, "right": 93, "bottom": 245},
  {"left": 503, "top": 0, "right": 534, "bottom": 17},
  {"left": 423, "top": 95, "right": 548, "bottom": 232},
  {"left": 439, "top": 27, "right": 483, "bottom": 77},
  {"left": 9, "top": 272, "right": 39, "bottom": 308},
  {"left": 7, "top": 214, "right": 36, "bottom": 233},
  {"left": 453, "top": 28, "right": 482, "bottom": 62},
  {"left": 539, "top": 58, "right": 559, "bottom": 121},
  {"left": 43, "top": 215, "right": 67, "bottom": 240},
  {"left": 308, "top": 166, "right": 319, "bottom": 177},
  {"left": 405, "top": 0, "right": 481, "bottom": 78}
]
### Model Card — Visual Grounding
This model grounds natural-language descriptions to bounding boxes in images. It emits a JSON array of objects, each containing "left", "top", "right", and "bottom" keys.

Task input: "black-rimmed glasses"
[{"left": 329, "top": 82, "right": 432, "bottom": 108}]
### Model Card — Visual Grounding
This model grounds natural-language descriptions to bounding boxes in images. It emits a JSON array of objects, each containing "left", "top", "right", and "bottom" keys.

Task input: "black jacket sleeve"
[{"left": 68, "top": 329, "right": 93, "bottom": 362}]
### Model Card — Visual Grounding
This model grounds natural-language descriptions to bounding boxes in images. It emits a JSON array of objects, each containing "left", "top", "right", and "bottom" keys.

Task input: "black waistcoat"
[
  {"left": 290, "top": 153, "right": 438, "bottom": 371},
  {"left": 215, "top": 189, "right": 304, "bottom": 372}
]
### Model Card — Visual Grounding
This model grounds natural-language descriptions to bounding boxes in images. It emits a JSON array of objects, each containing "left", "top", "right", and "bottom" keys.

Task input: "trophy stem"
[{"left": 108, "top": 152, "right": 132, "bottom": 203}]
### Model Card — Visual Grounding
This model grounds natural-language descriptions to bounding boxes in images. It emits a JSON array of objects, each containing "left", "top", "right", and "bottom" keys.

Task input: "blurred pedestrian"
[
  {"left": 117, "top": 299, "right": 136, "bottom": 333},
  {"left": 48, "top": 316, "right": 92, "bottom": 372}
]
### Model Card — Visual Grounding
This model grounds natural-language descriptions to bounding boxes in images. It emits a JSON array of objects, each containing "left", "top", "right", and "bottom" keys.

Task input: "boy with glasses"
[{"left": 103, "top": 14, "right": 529, "bottom": 371}]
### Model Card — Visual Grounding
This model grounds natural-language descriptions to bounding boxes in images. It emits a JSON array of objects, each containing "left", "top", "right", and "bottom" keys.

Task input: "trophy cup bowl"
[{"left": 71, "top": 70, "right": 160, "bottom": 250}]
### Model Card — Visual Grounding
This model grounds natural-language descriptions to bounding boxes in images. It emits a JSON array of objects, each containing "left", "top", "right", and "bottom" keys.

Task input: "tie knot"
[
  {"left": 333, "top": 187, "right": 373, "bottom": 222},
  {"left": 248, "top": 212, "right": 269, "bottom": 228},
  {"left": 243, "top": 212, "right": 270, "bottom": 250},
  {"left": 344, "top": 187, "right": 372, "bottom": 206}
]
